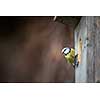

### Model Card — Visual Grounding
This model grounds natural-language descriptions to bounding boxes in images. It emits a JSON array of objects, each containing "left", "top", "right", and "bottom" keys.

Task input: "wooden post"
[
  {"left": 95, "top": 17, "right": 100, "bottom": 83},
  {"left": 74, "top": 16, "right": 100, "bottom": 83},
  {"left": 75, "top": 17, "right": 87, "bottom": 82}
]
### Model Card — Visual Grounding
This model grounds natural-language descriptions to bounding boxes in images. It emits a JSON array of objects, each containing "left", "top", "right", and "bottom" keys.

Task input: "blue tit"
[{"left": 62, "top": 47, "right": 78, "bottom": 68}]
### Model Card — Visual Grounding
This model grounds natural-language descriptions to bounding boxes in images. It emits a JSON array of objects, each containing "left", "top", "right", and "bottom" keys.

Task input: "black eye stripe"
[{"left": 63, "top": 48, "right": 67, "bottom": 52}]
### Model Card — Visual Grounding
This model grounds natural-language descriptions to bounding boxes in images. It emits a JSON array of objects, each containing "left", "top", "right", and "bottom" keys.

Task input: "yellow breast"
[{"left": 65, "top": 48, "right": 75, "bottom": 64}]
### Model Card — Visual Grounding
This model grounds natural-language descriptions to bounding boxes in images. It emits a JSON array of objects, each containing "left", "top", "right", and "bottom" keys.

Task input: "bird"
[{"left": 61, "top": 47, "right": 78, "bottom": 68}]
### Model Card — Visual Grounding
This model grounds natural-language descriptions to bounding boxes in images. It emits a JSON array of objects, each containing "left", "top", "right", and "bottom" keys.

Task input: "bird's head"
[{"left": 61, "top": 47, "right": 70, "bottom": 56}]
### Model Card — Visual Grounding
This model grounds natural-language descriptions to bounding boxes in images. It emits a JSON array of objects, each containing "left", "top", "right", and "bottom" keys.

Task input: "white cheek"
[{"left": 64, "top": 49, "right": 69, "bottom": 54}]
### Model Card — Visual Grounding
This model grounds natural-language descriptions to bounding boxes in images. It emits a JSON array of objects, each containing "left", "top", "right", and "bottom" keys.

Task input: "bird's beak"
[
  {"left": 61, "top": 50, "right": 63, "bottom": 54},
  {"left": 61, "top": 51, "right": 64, "bottom": 55}
]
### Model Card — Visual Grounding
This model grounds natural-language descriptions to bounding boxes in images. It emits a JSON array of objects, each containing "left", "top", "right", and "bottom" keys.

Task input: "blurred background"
[{"left": 0, "top": 16, "right": 81, "bottom": 82}]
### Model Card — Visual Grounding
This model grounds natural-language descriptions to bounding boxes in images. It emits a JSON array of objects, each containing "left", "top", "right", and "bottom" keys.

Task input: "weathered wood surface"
[
  {"left": 86, "top": 17, "right": 96, "bottom": 82},
  {"left": 75, "top": 17, "right": 87, "bottom": 82},
  {"left": 95, "top": 17, "right": 100, "bottom": 82},
  {"left": 75, "top": 16, "right": 100, "bottom": 83}
]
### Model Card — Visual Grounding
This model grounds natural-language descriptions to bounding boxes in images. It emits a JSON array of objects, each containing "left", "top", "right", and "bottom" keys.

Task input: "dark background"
[{"left": 0, "top": 16, "right": 80, "bottom": 82}]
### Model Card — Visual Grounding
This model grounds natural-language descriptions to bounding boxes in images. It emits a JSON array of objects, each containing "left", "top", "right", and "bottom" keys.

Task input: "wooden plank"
[
  {"left": 86, "top": 16, "right": 96, "bottom": 82},
  {"left": 75, "top": 16, "right": 97, "bottom": 82},
  {"left": 95, "top": 17, "right": 100, "bottom": 82},
  {"left": 75, "top": 17, "right": 88, "bottom": 82}
]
